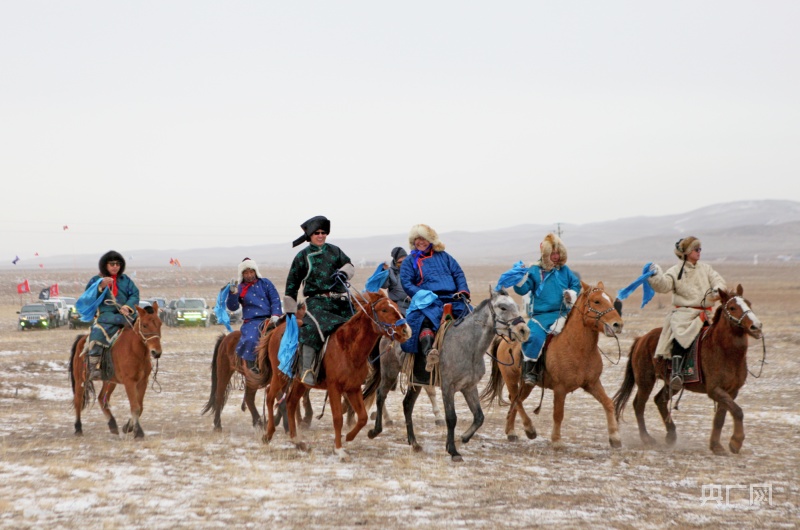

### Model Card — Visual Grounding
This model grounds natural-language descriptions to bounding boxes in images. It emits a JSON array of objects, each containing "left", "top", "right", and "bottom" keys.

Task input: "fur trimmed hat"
[
  {"left": 237, "top": 257, "right": 262, "bottom": 283},
  {"left": 408, "top": 224, "right": 445, "bottom": 252},
  {"left": 99, "top": 250, "right": 126, "bottom": 276},
  {"left": 540, "top": 233, "right": 568, "bottom": 271},
  {"left": 292, "top": 215, "right": 331, "bottom": 248},
  {"left": 674, "top": 236, "right": 701, "bottom": 259}
]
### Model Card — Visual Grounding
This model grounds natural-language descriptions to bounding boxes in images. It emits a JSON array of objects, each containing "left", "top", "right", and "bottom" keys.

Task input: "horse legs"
[
  {"left": 263, "top": 382, "right": 281, "bottom": 444},
  {"left": 211, "top": 360, "right": 233, "bottom": 432},
  {"left": 402, "top": 385, "right": 423, "bottom": 452},
  {"left": 708, "top": 387, "right": 744, "bottom": 455},
  {"left": 505, "top": 373, "right": 536, "bottom": 441},
  {"left": 459, "top": 385, "right": 484, "bottom": 446},
  {"left": 286, "top": 384, "right": 308, "bottom": 452},
  {"left": 584, "top": 380, "right": 622, "bottom": 449},
  {"left": 653, "top": 386, "right": 677, "bottom": 446},
  {"left": 441, "top": 386, "right": 463, "bottom": 461},
  {"left": 551, "top": 387, "right": 567, "bottom": 449},
  {"left": 98, "top": 383, "right": 119, "bottom": 435},
  {"left": 242, "top": 384, "right": 262, "bottom": 428},
  {"left": 424, "top": 386, "right": 445, "bottom": 427},
  {"left": 368, "top": 382, "right": 390, "bottom": 439},
  {"left": 300, "top": 388, "right": 313, "bottom": 427},
  {"left": 326, "top": 387, "right": 348, "bottom": 459},
  {"left": 344, "top": 389, "right": 368, "bottom": 445},
  {"left": 632, "top": 377, "right": 657, "bottom": 446},
  {"left": 120, "top": 381, "right": 145, "bottom": 439}
]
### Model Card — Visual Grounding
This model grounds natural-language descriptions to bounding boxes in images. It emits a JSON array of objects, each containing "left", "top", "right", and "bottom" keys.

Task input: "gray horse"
[{"left": 400, "top": 288, "right": 529, "bottom": 461}]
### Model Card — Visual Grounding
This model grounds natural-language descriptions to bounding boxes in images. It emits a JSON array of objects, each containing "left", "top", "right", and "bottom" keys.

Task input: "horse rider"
[
  {"left": 382, "top": 246, "right": 410, "bottom": 316},
  {"left": 284, "top": 215, "right": 355, "bottom": 386},
  {"left": 226, "top": 257, "right": 282, "bottom": 374},
  {"left": 83, "top": 250, "right": 140, "bottom": 380},
  {"left": 513, "top": 233, "right": 582, "bottom": 386},
  {"left": 399, "top": 224, "right": 471, "bottom": 382},
  {"left": 647, "top": 236, "right": 726, "bottom": 390}
]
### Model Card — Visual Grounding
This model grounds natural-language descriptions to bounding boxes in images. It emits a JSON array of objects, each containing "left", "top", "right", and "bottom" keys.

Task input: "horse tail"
[
  {"left": 479, "top": 338, "right": 507, "bottom": 407},
  {"left": 612, "top": 336, "right": 639, "bottom": 421},
  {"left": 69, "top": 334, "right": 95, "bottom": 410},
  {"left": 201, "top": 334, "right": 228, "bottom": 416}
]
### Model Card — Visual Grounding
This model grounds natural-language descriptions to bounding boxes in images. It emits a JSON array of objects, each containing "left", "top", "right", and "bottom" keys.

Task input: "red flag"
[
  {"left": 63, "top": 225, "right": 69, "bottom": 230},
  {"left": 169, "top": 258, "right": 175, "bottom": 265},
  {"left": 17, "top": 280, "right": 30, "bottom": 294},
  {"left": 174, "top": 259, "right": 182, "bottom": 267},
  {"left": 39, "top": 264, "right": 44, "bottom": 268},
  {"left": 34, "top": 252, "right": 39, "bottom": 256},
  {"left": 50, "top": 284, "right": 59, "bottom": 297}
]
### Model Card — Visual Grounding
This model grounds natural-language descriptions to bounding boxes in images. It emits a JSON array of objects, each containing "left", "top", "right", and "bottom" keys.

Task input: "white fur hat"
[
  {"left": 237, "top": 257, "right": 262, "bottom": 283},
  {"left": 540, "top": 233, "right": 568, "bottom": 270},
  {"left": 408, "top": 224, "right": 445, "bottom": 252}
]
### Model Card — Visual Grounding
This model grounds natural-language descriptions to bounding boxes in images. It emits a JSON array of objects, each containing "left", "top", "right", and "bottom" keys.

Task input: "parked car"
[
  {"left": 18, "top": 303, "right": 55, "bottom": 331},
  {"left": 143, "top": 297, "right": 167, "bottom": 321},
  {"left": 209, "top": 305, "right": 243, "bottom": 325},
  {"left": 52, "top": 297, "right": 76, "bottom": 327},
  {"left": 164, "top": 298, "right": 210, "bottom": 327},
  {"left": 41, "top": 300, "right": 67, "bottom": 327}
]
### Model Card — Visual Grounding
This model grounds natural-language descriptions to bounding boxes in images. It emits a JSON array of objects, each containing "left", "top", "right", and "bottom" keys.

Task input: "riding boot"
[
  {"left": 522, "top": 359, "right": 538, "bottom": 386},
  {"left": 301, "top": 345, "right": 318, "bottom": 386},
  {"left": 420, "top": 331, "right": 438, "bottom": 373},
  {"left": 670, "top": 341, "right": 686, "bottom": 391},
  {"left": 88, "top": 344, "right": 103, "bottom": 380},
  {"left": 245, "top": 359, "right": 260, "bottom": 375}
]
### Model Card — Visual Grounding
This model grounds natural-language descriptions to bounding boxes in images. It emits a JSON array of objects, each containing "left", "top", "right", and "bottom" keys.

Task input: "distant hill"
[{"left": 8, "top": 200, "right": 800, "bottom": 269}]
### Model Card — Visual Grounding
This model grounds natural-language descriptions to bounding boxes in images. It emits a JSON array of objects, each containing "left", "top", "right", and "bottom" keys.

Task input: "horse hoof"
[
  {"left": 729, "top": 440, "right": 743, "bottom": 454},
  {"left": 665, "top": 433, "right": 677, "bottom": 447},
  {"left": 213, "top": 426, "right": 222, "bottom": 433},
  {"left": 451, "top": 454, "right": 463, "bottom": 463},
  {"left": 74, "top": 430, "right": 83, "bottom": 437},
  {"left": 507, "top": 434, "right": 519, "bottom": 442},
  {"left": 711, "top": 443, "right": 728, "bottom": 456},
  {"left": 641, "top": 435, "right": 657, "bottom": 446},
  {"left": 525, "top": 429, "right": 537, "bottom": 440},
  {"left": 412, "top": 443, "right": 423, "bottom": 453},
  {"left": 335, "top": 448, "right": 350, "bottom": 462},
  {"left": 296, "top": 442, "right": 309, "bottom": 452},
  {"left": 368, "top": 429, "right": 380, "bottom": 439},
  {"left": 610, "top": 437, "right": 622, "bottom": 449},
  {"left": 552, "top": 440, "right": 565, "bottom": 451},
  {"left": 435, "top": 419, "right": 446, "bottom": 427},
  {"left": 384, "top": 419, "right": 394, "bottom": 427}
]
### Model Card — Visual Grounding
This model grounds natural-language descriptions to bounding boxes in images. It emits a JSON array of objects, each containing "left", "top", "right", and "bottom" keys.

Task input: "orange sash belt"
[{"left": 676, "top": 305, "right": 712, "bottom": 322}]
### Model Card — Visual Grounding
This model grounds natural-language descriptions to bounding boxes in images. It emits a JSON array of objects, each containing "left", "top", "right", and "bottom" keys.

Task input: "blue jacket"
[
  {"left": 227, "top": 277, "right": 282, "bottom": 321},
  {"left": 514, "top": 264, "right": 581, "bottom": 319},
  {"left": 400, "top": 249, "right": 469, "bottom": 301}
]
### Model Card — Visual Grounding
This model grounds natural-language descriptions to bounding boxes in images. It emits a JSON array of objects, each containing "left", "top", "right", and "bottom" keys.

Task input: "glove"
[
  {"left": 283, "top": 296, "right": 297, "bottom": 315},
  {"left": 551, "top": 316, "right": 567, "bottom": 335},
  {"left": 648, "top": 263, "right": 661, "bottom": 276},
  {"left": 563, "top": 289, "right": 577, "bottom": 308},
  {"left": 269, "top": 315, "right": 280, "bottom": 325},
  {"left": 454, "top": 292, "right": 471, "bottom": 304},
  {"left": 229, "top": 279, "right": 238, "bottom": 294}
]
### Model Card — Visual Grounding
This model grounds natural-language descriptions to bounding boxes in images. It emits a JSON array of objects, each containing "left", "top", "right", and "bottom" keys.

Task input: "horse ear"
[
  {"left": 736, "top": 284, "right": 743, "bottom": 296},
  {"left": 597, "top": 280, "right": 605, "bottom": 290},
  {"left": 136, "top": 305, "right": 146, "bottom": 316},
  {"left": 580, "top": 280, "right": 590, "bottom": 292}
]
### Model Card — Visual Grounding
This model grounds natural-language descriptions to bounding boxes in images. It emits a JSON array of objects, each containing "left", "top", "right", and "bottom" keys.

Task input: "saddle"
[
  {"left": 406, "top": 304, "right": 455, "bottom": 387},
  {"left": 668, "top": 328, "right": 708, "bottom": 385}
]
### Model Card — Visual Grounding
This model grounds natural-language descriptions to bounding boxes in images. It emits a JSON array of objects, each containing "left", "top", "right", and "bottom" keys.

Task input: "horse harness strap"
[{"left": 309, "top": 292, "right": 348, "bottom": 300}]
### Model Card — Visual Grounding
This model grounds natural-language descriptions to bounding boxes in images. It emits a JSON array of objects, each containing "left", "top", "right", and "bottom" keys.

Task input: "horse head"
[
  {"left": 362, "top": 290, "right": 412, "bottom": 343},
  {"left": 717, "top": 284, "right": 762, "bottom": 339},
  {"left": 578, "top": 281, "right": 623, "bottom": 337},
  {"left": 490, "top": 288, "right": 530, "bottom": 343},
  {"left": 136, "top": 302, "right": 163, "bottom": 359}
]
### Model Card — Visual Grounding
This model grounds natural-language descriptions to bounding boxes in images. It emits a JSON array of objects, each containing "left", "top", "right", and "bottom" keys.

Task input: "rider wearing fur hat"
[
  {"left": 513, "top": 233, "right": 582, "bottom": 386},
  {"left": 84, "top": 250, "right": 140, "bottom": 380},
  {"left": 400, "top": 224, "right": 471, "bottom": 383},
  {"left": 226, "top": 257, "right": 282, "bottom": 374},
  {"left": 647, "top": 236, "right": 726, "bottom": 390},
  {"left": 284, "top": 216, "right": 355, "bottom": 385}
]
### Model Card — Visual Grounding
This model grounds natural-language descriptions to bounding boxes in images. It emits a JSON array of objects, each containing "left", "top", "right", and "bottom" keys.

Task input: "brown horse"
[
  {"left": 612, "top": 284, "right": 763, "bottom": 455},
  {"left": 69, "top": 303, "right": 163, "bottom": 438},
  {"left": 481, "top": 281, "right": 624, "bottom": 449},
  {"left": 201, "top": 327, "right": 312, "bottom": 432},
  {"left": 249, "top": 290, "right": 411, "bottom": 460}
]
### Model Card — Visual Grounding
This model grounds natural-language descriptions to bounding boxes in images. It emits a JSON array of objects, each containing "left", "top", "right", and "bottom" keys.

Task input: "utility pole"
[{"left": 555, "top": 223, "right": 564, "bottom": 238}]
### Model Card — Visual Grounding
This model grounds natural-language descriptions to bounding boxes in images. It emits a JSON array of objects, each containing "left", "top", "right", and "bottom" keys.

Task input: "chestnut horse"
[
  {"left": 612, "top": 284, "right": 763, "bottom": 455},
  {"left": 481, "top": 281, "right": 624, "bottom": 449},
  {"left": 201, "top": 325, "right": 312, "bottom": 432},
  {"left": 248, "top": 290, "right": 410, "bottom": 460},
  {"left": 69, "top": 303, "right": 163, "bottom": 438}
]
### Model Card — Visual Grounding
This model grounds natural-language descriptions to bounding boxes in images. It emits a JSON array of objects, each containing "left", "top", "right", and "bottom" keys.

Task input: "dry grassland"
[{"left": 0, "top": 263, "right": 797, "bottom": 528}]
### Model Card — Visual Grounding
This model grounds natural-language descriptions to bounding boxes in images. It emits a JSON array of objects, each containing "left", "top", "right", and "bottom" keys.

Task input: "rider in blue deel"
[{"left": 513, "top": 233, "right": 582, "bottom": 386}]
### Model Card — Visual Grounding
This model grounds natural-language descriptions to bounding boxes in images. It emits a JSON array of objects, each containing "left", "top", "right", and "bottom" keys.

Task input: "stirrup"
[
  {"left": 669, "top": 374, "right": 683, "bottom": 391},
  {"left": 301, "top": 369, "right": 316, "bottom": 386},
  {"left": 88, "top": 356, "right": 102, "bottom": 380},
  {"left": 425, "top": 349, "right": 439, "bottom": 372}
]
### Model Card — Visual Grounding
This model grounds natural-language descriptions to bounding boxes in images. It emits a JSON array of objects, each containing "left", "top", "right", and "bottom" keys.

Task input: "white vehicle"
[{"left": 42, "top": 298, "right": 69, "bottom": 326}]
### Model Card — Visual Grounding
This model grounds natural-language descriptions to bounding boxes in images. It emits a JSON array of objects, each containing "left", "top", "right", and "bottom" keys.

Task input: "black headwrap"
[{"left": 292, "top": 216, "right": 331, "bottom": 248}]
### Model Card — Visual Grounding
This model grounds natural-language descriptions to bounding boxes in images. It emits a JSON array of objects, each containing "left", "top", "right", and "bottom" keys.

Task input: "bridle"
[
  {"left": 487, "top": 295, "right": 525, "bottom": 343},
  {"left": 723, "top": 297, "right": 754, "bottom": 328},
  {"left": 135, "top": 316, "right": 162, "bottom": 347},
  {"left": 350, "top": 291, "right": 407, "bottom": 342},
  {"left": 582, "top": 287, "right": 616, "bottom": 325}
]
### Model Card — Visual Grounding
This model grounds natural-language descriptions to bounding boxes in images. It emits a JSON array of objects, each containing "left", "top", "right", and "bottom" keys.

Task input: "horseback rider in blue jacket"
[
  {"left": 400, "top": 224, "right": 470, "bottom": 383},
  {"left": 84, "top": 250, "right": 140, "bottom": 380},
  {"left": 514, "top": 233, "right": 582, "bottom": 386},
  {"left": 226, "top": 257, "right": 282, "bottom": 374}
]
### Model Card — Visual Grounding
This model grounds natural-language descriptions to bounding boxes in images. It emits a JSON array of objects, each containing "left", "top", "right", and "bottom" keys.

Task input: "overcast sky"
[{"left": 2, "top": 1, "right": 798, "bottom": 262}]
